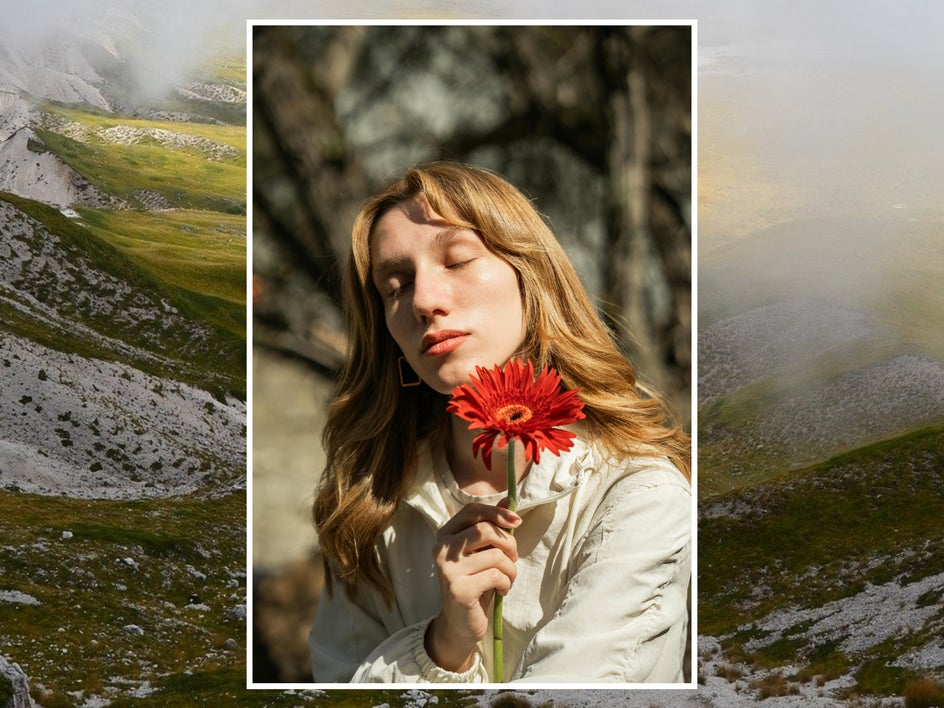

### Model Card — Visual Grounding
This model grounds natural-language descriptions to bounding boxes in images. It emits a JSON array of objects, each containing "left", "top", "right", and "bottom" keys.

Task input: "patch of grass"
[
  {"left": 0, "top": 674, "right": 14, "bottom": 705},
  {"left": 699, "top": 426, "right": 944, "bottom": 697},
  {"left": 916, "top": 587, "right": 944, "bottom": 608},
  {"left": 76, "top": 208, "right": 245, "bottom": 305},
  {"left": 716, "top": 663, "right": 745, "bottom": 682},
  {"left": 851, "top": 660, "right": 913, "bottom": 698},
  {"left": 752, "top": 636, "right": 807, "bottom": 667},
  {"left": 66, "top": 523, "right": 199, "bottom": 560},
  {"left": 752, "top": 672, "right": 800, "bottom": 699},
  {"left": 903, "top": 676, "right": 944, "bottom": 708},
  {"left": 0, "top": 490, "right": 248, "bottom": 707},
  {"left": 35, "top": 103, "right": 245, "bottom": 213},
  {"left": 205, "top": 54, "right": 247, "bottom": 85},
  {"left": 793, "top": 641, "right": 850, "bottom": 684}
]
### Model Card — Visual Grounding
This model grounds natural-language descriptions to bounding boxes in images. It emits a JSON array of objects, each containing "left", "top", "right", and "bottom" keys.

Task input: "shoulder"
[
  {"left": 575, "top": 444, "right": 691, "bottom": 526},
  {"left": 566, "top": 443, "right": 692, "bottom": 569},
  {"left": 579, "top": 439, "right": 690, "bottom": 495}
]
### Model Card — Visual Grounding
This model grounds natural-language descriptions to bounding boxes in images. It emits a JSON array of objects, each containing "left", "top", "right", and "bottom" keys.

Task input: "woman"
[{"left": 310, "top": 162, "right": 691, "bottom": 683}]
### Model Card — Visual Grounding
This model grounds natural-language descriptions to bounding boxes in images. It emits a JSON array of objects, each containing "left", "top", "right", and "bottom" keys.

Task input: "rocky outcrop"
[
  {"left": 0, "top": 127, "right": 120, "bottom": 208},
  {"left": 0, "top": 656, "right": 34, "bottom": 708},
  {"left": 0, "top": 35, "right": 111, "bottom": 111},
  {"left": 0, "top": 91, "right": 31, "bottom": 142}
]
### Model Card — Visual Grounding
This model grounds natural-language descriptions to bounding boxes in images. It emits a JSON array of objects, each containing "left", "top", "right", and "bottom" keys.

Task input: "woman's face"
[{"left": 370, "top": 195, "right": 526, "bottom": 395}]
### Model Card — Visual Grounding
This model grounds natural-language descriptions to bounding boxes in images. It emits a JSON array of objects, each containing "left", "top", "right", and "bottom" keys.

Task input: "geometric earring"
[{"left": 398, "top": 356, "right": 422, "bottom": 387}]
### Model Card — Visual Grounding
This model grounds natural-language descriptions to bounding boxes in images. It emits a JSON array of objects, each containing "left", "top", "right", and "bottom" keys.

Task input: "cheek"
[
  {"left": 383, "top": 304, "right": 409, "bottom": 347},
  {"left": 491, "top": 266, "right": 525, "bottom": 330}
]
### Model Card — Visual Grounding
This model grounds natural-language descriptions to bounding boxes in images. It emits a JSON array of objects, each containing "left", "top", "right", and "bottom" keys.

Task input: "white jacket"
[{"left": 309, "top": 437, "right": 692, "bottom": 683}]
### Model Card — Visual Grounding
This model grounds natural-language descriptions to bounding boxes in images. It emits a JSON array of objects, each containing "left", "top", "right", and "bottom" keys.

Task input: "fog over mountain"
[{"left": 1, "top": 0, "right": 245, "bottom": 97}]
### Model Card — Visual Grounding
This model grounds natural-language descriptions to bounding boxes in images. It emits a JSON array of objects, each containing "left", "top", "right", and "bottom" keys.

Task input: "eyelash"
[{"left": 386, "top": 259, "right": 474, "bottom": 299}]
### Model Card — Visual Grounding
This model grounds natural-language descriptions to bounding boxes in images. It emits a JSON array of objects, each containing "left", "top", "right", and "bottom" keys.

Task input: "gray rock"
[{"left": 0, "top": 655, "right": 34, "bottom": 708}]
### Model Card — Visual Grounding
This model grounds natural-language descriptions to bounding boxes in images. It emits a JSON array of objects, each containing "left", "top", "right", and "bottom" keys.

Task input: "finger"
[
  {"left": 461, "top": 520, "right": 519, "bottom": 560},
  {"left": 434, "top": 519, "right": 519, "bottom": 564},
  {"left": 452, "top": 546, "right": 518, "bottom": 584},
  {"left": 476, "top": 566, "right": 513, "bottom": 598},
  {"left": 441, "top": 549, "right": 517, "bottom": 601},
  {"left": 438, "top": 502, "right": 521, "bottom": 538}
]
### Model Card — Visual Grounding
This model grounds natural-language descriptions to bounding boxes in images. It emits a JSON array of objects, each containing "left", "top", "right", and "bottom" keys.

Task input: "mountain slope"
[
  {"left": 0, "top": 11, "right": 256, "bottom": 705},
  {"left": 699, "top": 425, "right": 944, "bottom": 701},
  {"left": 698, "top": 215, "right": 944, "bottom": 496},
  {"left": 697, "top": 213, "right": 944, "bottom": 703},
  {"left": 0, "top": 193, "right": 243, "bottom": 394},
  {"left": 698, "top": 299, "right": 944, "bottom": 495}
]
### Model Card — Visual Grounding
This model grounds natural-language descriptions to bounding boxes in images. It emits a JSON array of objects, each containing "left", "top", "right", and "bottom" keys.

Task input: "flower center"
[{"left": 496, "top": 403, "right": 533, "bottom": 426}]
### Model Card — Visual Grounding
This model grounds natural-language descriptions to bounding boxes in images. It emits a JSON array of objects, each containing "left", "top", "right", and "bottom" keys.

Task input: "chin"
[{"left": 425, "top": 360, "right": 476, "bottom": 394}]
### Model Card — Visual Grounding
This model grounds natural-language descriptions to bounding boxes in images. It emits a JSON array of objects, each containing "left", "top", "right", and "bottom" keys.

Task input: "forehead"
[
  {"left": 373, "top": 195, "right": 449, "bottom": 240},
  {"left": 370, "top": 195, "right": 477, "bottom": 261}
]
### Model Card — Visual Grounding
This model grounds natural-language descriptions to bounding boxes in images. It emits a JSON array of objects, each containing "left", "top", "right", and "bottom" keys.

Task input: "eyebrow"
[{"left": 371, "top": 227, "right": 479, "bottom": 279}]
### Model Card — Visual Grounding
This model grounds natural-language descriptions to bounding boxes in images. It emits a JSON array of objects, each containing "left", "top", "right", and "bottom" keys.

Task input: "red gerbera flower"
[{"left": 447, "top": 359, "right": 586, "bottom": 470}]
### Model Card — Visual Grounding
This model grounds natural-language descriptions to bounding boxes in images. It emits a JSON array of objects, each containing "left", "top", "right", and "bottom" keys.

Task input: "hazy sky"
[{"left": 2, "top": 0, "right": 941, "bottom": 240}]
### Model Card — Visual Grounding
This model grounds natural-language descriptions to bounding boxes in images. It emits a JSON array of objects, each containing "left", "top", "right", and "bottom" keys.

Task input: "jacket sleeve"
[
  {"left": 309, "top": 568, "right": 490, "bottom": 683},
  {"left": 512, "top": 466, "right": 692, "bottom": 682}
]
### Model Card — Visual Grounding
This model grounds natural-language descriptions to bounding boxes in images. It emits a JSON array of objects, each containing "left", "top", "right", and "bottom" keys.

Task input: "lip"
[{"left": 421, "top": 330, "right": 469, "bottom": 356}]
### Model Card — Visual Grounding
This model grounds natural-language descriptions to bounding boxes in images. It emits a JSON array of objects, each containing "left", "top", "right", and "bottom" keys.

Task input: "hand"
[{"left": 425, "top": 502, "right": 521, "bottom": 672}]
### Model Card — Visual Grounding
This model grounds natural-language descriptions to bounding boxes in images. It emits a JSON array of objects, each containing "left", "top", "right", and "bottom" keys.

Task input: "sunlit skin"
[
  {"left": 370, "top": 194, "right": 528, "bottom": 673},
  {"left": 370, "top": 194, "right": 532, "bottom": 492},
  {"left": 371, "top": 196, "right": 525, "bottom": 393}
]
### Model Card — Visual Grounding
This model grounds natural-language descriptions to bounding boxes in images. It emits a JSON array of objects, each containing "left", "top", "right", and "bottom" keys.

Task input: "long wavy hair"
[{"left": 313, "top": 161, "right": 690, "bottom": 604}]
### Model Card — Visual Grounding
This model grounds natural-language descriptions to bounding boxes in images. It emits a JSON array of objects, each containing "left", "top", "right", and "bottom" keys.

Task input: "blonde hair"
[{"left": 314, "top": 162, "right": 690, "bottom": 604}]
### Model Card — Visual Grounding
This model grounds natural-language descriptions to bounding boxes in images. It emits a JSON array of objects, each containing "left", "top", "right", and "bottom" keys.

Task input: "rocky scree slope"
[
  {"left": 0, "top": 118, "right": 122, "bottom": 209},
  {"left": 0, "top": 197, "right": 237, "bottom": 383},
  {"left": 698, "top": 299, "right": 944, "bottom": 477},
  {"left": 0, "top": 328, "right": 245, "bottom": 499}
]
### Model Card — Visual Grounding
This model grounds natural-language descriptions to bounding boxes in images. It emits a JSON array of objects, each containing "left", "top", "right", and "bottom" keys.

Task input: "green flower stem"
[{"left": 494, "top": 438, "right": 517, "bottom": 683}]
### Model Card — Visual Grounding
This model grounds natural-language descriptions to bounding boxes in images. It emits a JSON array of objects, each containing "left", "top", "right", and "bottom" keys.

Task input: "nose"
[{"left": 410, "top": 268, "right": 449, "bottom": 321}]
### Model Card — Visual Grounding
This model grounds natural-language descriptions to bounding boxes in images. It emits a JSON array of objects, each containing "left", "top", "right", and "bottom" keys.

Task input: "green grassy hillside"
[
  {"left": 76, "top": 208, "right": 245, "bottom": 305},
  {"left": 699, "top": 425, "right": 944, "bottom": 700},
  {"left": 0, "top": 483, "right": 485, "bottom": 705},
  {"left": 0, "top": 41, "right": 256, "bottom": 708},
  {"left": 0, "top": 192, "right": 244, "bottom": 398},
  {"left": 35, "top": 103, "right": 245, "bottom": 214}
]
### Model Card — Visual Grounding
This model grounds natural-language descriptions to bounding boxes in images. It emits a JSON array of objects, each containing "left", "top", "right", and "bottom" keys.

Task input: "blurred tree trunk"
[
  {"left": 600, "top": 27, "right": 690, "bottom": 416},
  {"left": 253, "top": 26, "right": 368, "bottom": 304}
]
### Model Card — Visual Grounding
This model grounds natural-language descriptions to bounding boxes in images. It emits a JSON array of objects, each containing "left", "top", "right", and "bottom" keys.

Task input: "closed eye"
[
  {"left": 447, "top": 258, "right": 475, "bottom": 270},
  {"left": 387, "top": 281, "right": 412, "bottom": 299}
]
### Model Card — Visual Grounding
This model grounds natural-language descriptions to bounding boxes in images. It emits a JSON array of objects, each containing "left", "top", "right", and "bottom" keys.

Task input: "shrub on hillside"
[{"left": 904, "top": 675, "right": 944, "bottom": 708}]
